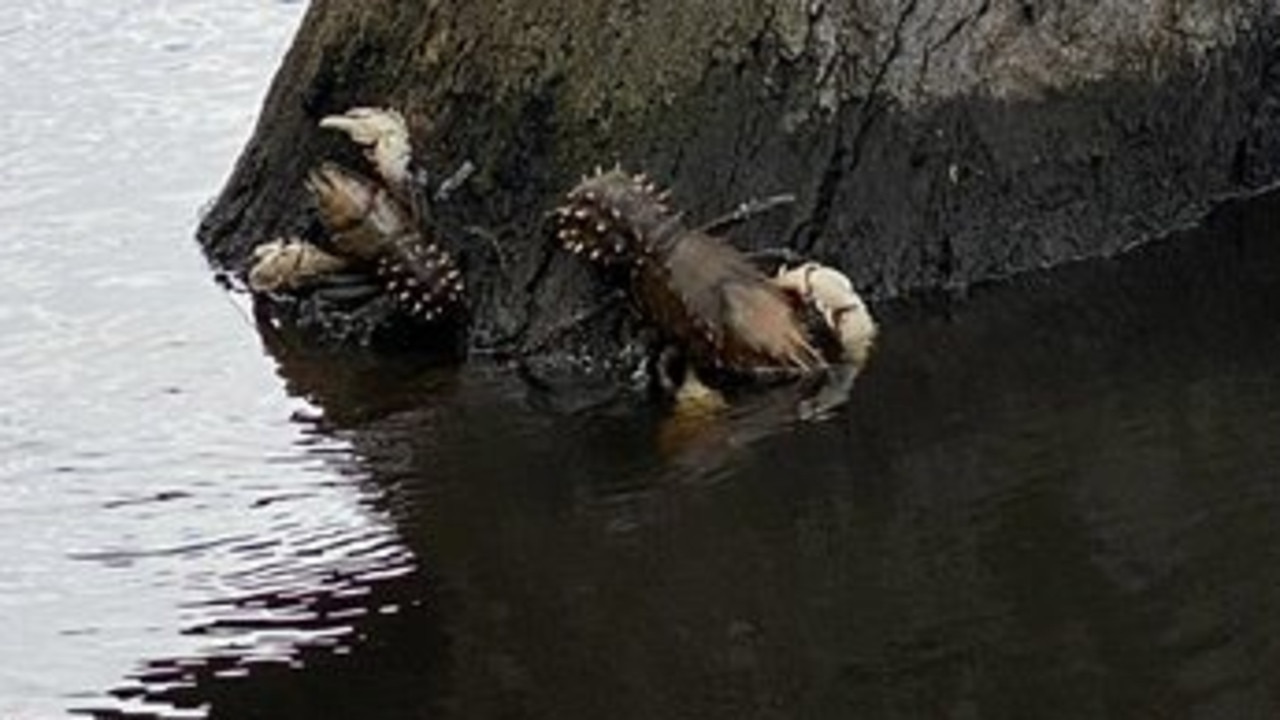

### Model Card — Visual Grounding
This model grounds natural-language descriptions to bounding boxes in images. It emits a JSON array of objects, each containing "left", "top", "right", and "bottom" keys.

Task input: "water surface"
[{"left": 3, "top": 2, "right": 1280, "bottom": 719}]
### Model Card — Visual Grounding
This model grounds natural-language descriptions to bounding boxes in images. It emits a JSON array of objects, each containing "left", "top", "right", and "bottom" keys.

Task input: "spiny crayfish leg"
[
  {"left": 744, "top": 246, "right": 809, "bottom": 276},
  {"left": 797, "top": 363, "right": 861, "bottom": 421}
]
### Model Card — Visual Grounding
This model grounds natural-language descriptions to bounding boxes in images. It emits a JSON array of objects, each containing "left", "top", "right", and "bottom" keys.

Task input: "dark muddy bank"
[{"left": 198, "top": 0, "right": 1280, "bottom": 352}]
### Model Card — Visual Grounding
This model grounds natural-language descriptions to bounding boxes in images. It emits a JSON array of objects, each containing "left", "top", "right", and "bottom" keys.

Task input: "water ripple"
[{"left": 0, "top": 1, "right": 398, "bottom": 717}]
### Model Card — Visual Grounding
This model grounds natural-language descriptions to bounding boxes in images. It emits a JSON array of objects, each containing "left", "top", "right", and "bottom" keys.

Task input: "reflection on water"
[
  {"left": 4, "top": 1, "right": 1280, "bottom": 718},
  {"left": 112, "top": 191, "right": 1280, "bottom": 719},
  {"left": 0, "top": 1, "right": 350, "bottom": 717}
]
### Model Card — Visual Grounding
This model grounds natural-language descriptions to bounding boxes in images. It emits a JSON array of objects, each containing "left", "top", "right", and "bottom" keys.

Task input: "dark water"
[{"left": 4, "top": 4, "right": 1280, "bottom": 720}]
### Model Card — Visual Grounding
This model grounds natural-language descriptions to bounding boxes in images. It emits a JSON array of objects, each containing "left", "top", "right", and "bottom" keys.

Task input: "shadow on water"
[{"left": 109, "top": 189, "right": 1280, "bottom": 719}]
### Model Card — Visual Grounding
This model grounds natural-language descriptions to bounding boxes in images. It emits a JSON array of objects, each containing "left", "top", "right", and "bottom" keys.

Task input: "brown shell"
[
  {"left": 307, "top": 162, "right": 411, "bottom": 261},
  {"left": 559, "top": 168, "right": 821, "bottom": 374},
  {"left": 306, "top": 162, "right": 464, "bottom": 323}
]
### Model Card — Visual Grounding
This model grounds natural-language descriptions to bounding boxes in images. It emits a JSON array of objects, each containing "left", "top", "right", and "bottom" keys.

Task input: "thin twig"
[
  {"left": 434, "top": 160, "right": 476, "bottom": 202},
  {"left": 696, "top": 193, "right": 797, "bottom": 236},
  {"left": 463, "top": 224, "right": 510, "bottom": 281}
]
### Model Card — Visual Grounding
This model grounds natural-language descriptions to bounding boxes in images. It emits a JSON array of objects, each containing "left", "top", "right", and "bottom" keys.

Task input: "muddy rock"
[{"left": 199, "top": 0, "right": 1280, "bottom": 355}]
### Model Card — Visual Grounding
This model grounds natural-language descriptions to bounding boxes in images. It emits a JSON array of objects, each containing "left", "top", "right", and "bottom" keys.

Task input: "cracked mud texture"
[{"left": 199, "top": 0, "right": 1280, "bottom": 357}]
